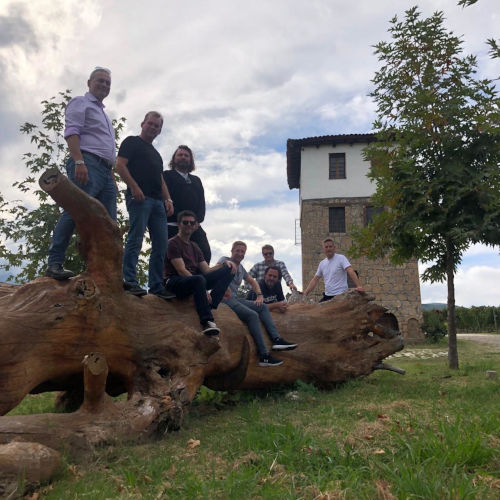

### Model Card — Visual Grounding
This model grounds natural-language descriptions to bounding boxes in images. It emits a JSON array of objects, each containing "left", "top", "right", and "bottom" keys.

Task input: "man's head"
[
  {"left": 140, "top": 111, "right": 163, "bottom": 144},
  {"left": 262, "top": 244, "right": 275, "bottom": 264},
  {"left": 169, "top": 145, "right": 195, "bottom": 173},
  {"left": 264, "top": 266, "right": 281, "bottom": 288},
  {"left": 230, "top": 241, "right": 247, "bottom": 264},
  {"left": 88, "top": 67, "right": 111, "bottom": 102},
  {"left": 177, "top": 210, "right": 197, "bottom": 236},
  {"left": 322, "top": 238, "right": 336, "bottom": 259}
]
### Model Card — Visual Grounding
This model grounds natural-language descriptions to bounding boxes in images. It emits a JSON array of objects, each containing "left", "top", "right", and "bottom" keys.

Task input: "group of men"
[{"left": 44, "top": 67, "right": 364, "bottom": 368}]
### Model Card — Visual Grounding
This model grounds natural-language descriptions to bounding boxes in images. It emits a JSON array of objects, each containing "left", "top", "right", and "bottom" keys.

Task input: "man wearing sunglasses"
[
  {"left": 116, "top": 111, "right": 175, "bottom": 299},
  {"left": 45, "top": 67, "right": 117, "bottom": 280},
  {"left": 248, "top": 244, "right": 297, "bottom": 292},
  {"left": 163, "top": 211, "right": 236, "bottom": 335}
]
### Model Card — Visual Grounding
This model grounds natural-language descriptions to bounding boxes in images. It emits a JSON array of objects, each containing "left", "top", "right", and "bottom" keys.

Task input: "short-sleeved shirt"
[
  {"left": 118, "top": 135, "right": 164, "bottom": 200},
  {"left": 315, "top": 253, "right": 351, "bottom": 296},
  {"left": 164, "top": 235, "right": 205, "bottom": 278},
  {"left": 248, "top": 260, "right": 293, "bottom": 285},
  {"left": 217, "top": 256, "right": 247, "bottom": 295},
  {"left": 247, "top": 279, "right": 285, "bottom": 304}
]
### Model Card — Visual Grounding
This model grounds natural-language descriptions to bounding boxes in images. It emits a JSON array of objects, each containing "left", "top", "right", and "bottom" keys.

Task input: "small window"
[
  {"left": 364, "top": 206, "right": 383, "bottom": 226},
  {"left": 329, "top": 207, "right": 346, "bottom": 233},
  {"left": 329, "top": 153, "right": 346, "bottom": 179}
]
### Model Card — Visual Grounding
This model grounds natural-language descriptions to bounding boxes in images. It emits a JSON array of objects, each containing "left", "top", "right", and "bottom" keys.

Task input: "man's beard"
[{"left": 174, "top": 160, "right": 191, "bottom": 172}]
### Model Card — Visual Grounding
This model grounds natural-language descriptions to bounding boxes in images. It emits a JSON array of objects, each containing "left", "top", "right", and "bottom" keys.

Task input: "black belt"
[{"left": 81, "top": 151, "right": 113, "bottom": 169}]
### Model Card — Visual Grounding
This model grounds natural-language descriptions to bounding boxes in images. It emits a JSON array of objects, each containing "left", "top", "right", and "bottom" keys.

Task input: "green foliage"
[
  {"left": 422, "top": 309, "right": 448, "bottom": 342},
  {"left": 456, "top": 305, "right": 500, "bottom": 332},
  {"left": 350, "top": 7, "right": 500, "bottom": 368},
  {"left": 0, "top": 91, "right": 129, "bottom": 283}
]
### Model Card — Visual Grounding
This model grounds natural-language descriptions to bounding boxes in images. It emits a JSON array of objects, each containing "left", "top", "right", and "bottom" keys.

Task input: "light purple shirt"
[{"left": 64, "top": 92, "right": 115, "bottom": 163}]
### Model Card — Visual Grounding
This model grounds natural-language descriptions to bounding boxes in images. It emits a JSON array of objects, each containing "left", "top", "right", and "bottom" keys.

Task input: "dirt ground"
[{"left": 457, "top": 333, "right": 500, "bottom": 349}]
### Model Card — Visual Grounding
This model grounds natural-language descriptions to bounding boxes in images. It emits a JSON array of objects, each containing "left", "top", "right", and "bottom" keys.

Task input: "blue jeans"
[
  {"left": 166, "top": 265, "right": 234, "bottom": 324},
  {"left": 223, "top": 297, "right": 280, "bottom": 357},
  {"left": 123, "top": 195, "right": 167, "bottom": 294},
  {"left": 48, "top": 153, "right": 117, "bottom": 265}
]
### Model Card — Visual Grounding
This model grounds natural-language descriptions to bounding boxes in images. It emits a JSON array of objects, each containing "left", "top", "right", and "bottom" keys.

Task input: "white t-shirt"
[{"left": 315, "top": 253, "right": 351, "bottom": 296}]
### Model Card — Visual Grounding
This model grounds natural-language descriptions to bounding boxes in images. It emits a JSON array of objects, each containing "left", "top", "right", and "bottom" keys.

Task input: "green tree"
[
  {"left": 350, "top": 7, "right": 500, "bottom": 369},
  {"left": 0, "top": 91, "right": 132, "bottom": 283}
]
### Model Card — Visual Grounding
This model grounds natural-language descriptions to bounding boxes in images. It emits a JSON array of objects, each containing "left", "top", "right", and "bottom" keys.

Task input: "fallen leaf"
[
  {"left": 187, "top": 438, "right": 200, "bottom": 449},
  {"left": 377, "top": 414, "right": 389, "bottom": 420},
  {"left": 372, "top": 449, "right": 386, "bottom": 455}
]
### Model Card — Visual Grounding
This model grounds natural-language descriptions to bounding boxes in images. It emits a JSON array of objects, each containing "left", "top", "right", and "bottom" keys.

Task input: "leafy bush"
[{"left": 422, "top": 309, "right": 447, "bottom": 343}]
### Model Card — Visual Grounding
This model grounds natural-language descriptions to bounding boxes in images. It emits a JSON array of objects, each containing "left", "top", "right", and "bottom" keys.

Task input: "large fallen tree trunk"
[{"left": 0, "top": 168, "right": 404, "bottom": 479}]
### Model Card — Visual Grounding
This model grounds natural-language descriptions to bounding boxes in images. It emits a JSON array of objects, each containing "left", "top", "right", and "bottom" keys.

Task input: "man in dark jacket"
[{"left": 163, "top": 145, "right": 211, "bottom": 263}]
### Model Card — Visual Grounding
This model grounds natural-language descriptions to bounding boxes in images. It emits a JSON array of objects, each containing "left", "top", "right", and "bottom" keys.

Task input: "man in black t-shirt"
[
  {"left": 163, "top": 145, "right": 211, "bottom": 263},
  {"left": 116, "top": 111, "right": 174, "bottom": 299},
  {"left": 247, "top": 266, "right": 288, "bottom": 313}
]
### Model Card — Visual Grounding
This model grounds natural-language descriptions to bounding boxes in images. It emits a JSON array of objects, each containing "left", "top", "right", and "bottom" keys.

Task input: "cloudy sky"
[{"left": 0, "top": 0, "right": 498, "bottom": 306}]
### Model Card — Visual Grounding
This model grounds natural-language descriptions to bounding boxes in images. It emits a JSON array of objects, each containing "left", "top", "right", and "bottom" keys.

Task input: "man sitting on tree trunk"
[
  {"left": 246, "top": 265, "right": 288, "bottom": 313},
  {"left": 164, "top": 211, "right": 236, "bottom": 336},
  {"left": 219, "top": 241, "right": 297, "bottom": 367}
]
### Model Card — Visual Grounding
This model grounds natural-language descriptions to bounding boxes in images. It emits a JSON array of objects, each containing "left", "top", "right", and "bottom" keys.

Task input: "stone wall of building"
[{"left": 301, "top": 197, "right": 423, "bottom": 341}]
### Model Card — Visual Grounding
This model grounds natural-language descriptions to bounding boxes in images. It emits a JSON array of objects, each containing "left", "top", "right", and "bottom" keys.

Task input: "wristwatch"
[{"left": 75, "top": 160, "right": 85, "bottom": 166}]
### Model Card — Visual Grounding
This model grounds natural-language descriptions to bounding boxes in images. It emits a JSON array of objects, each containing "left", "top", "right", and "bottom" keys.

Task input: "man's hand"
[
  {"left": 288, "top": 283, "right": 297, "bottom": 291},
  {"left": 131, "top": 186, "right": 145, "bottom": 202},
  {"left": 165, "top": 200, "right": 174, "bottom": 216},
  {"left": 75, "top": 163, "right": 89, "bottom": 185},
  {"left": 225, "top": 260, "right": 237, "bottom": 274},
  {"left": 254, "top": 294, "right": 264, "bottom": 306},
  {"left": 223, "top": 288, "right": 231, "bottom": 300}
]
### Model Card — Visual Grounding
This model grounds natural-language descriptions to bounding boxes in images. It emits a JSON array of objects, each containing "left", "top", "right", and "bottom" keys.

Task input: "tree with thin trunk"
[{"left": 350, "top": 6, "right": 500, "bottom": 369}]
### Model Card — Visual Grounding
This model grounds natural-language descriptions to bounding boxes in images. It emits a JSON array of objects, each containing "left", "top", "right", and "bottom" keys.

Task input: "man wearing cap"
[{"left": 45, "top": 67, "right": 117, "bottom": 280}]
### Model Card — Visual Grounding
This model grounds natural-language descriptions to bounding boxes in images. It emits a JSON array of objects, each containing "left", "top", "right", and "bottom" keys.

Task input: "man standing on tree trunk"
[
  {"left": 116, "top": 111, "right": 175, "bottom": 299},
  {"left": 303, "top": 238, "right": 364, "bottom": 301},
  {"left": 162, "top": 145, "right": 211, "bottom": 264},
  {"left": 45, "top": 67, "right": 117, "bottom": 280}
]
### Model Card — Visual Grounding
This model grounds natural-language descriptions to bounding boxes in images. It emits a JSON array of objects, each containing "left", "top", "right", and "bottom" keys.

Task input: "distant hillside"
[{"left": 422, "top": 303, "right": 447, "bottom": 311}]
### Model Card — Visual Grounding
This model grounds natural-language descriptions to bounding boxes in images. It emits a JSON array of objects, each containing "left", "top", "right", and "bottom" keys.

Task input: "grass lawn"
[{"left": 11, "top": 339, "right": 500, "bottom": 499}]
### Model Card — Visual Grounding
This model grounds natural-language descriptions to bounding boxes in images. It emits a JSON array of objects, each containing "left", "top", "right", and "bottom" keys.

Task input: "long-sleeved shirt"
[
  {"left": 64, "top": 92, "right": 115, "bottom": 163},
  {"left": 248, "top": 259, "right": 293, "bottom": 286}
]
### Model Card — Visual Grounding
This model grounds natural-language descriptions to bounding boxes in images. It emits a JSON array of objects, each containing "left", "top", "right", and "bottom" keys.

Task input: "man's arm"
[
  {"left": 115, "top": 156, "right": 145, "bottom": 201},
  {"left": 346, "top": 266, "right": 364, "bottom": 292},
  {"left": 267, "top": 301, "right": 288, "bottom": 313},
  {"left": 198, "top": 260, "right": 236, "bottom": 275},
  {"left": 65, "top": 135, "right": 89, "bottom": 186},
  {"left": 278, "top": 262, "right": 296, "bottom": 290},
  {"left": 245, "top": 274, "right": 264, "bottom": 306},
  {"left": 303, "top": 275, "right": 321, "bottom": 296},
  {"left": 170, "top": 257, "right": 192, "bottom": 277},
  {"left": 161, "top": 176, "right": 174, "bottom": 216}
]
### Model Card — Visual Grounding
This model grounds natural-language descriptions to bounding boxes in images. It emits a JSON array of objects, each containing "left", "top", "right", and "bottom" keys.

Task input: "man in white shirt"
[{"left": 303, "top": 238, "right": 364, "bottom": 302}]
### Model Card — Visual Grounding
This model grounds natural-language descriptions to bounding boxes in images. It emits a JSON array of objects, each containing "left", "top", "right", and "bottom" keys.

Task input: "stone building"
[{"left": 287, "top": 133, "right": 423, "bottom": 341}]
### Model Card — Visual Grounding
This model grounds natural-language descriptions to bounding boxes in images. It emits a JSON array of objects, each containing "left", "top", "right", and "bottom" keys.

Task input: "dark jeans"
[
  {"left": 168, "top": 225, "right": 211, "bottom": 264},
  {"left": 48, "top": 154, "right": 117, "bottom": 265},
  {"left": 319, "top": 293, "right": 335, "bottom": 302},
  {"left": 165, "top": 265, "right": 233, "bottom": 324}
]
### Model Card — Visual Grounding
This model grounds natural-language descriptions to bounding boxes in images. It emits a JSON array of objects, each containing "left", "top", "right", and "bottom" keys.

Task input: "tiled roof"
[{"left": 286, "top": 133, "right": 376, "bottom": 189}]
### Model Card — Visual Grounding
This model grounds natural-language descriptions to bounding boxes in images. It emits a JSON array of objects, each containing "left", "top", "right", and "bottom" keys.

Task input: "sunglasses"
[
  {"left": 263, "top": 252, "right": 274, "bottom": 256},
  {"left": 181, "top": 220, "right": 197, "bottom": 226}
]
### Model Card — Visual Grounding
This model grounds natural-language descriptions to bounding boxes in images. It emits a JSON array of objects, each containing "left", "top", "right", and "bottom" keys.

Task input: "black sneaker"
[
  {"left": 201, "top": 320, "right": 220, "bottom": 336},
  {"left": 259, "top": 354, "right": 283, "bottom": 367},
  {"left": 45, "top": 264, "right": 75, "bottom": 280},
  {"left": 272, "top": 338, "right": 298, "bottom": 351},
  {"left": 123, "top": 282, "right": 147, "bottom": 297},
  {"left": 153, "top": 287, "right": 176, "bottom": 300}
]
